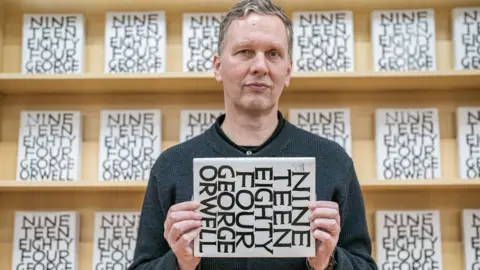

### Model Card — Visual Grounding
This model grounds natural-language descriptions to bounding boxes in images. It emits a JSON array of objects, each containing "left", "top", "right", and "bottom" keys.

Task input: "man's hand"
[
  {"left": 307, "top": 201, "right": 341, "bottom": 270},
  {"left": 164, "top": 201, "right": 202, "bottom": 270}
]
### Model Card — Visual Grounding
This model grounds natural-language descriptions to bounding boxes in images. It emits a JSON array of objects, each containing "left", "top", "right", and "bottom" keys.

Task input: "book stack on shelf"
[{"left": 0, "top": 1, "right": 479, "bottom": 269}]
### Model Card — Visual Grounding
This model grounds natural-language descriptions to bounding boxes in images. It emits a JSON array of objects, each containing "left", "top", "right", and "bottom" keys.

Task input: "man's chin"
[{"left": 237, "top": 100, "right": 275, "bottom": 114}]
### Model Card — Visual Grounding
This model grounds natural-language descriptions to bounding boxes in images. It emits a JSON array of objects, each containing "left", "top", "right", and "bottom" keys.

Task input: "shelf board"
[
  {"left": 0, "top": 71, "right": 479, "bottom": 95},
  {"left": 1, "top": 179, "right": 480, "bottom": 192},
  {"left": 0, "top": 180, "right": 147, "bottom": 192},
  {"left": 0, "top": 72, "right": 219, "bottom": 94},
  {"left": 361, "top": 179, "right": 480, "bottom": 191},
  {"left": 3, "top": 0, "right": 477, "bottom": 13}
]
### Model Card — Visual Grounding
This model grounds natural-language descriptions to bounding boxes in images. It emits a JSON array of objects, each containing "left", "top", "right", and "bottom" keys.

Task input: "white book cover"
[
  {"left": 182, "top": 13, "right": 225, "bottom": 72},
  {"left": 179, "top": 109, "right": 224, "bottom": 142},
  {"left": 376, "top": 210, "right": 443, "bottom": 270},
  {"left": 92, "top": 211, "right": 141, "bottom": 270},
  {"left": 104, "top": 11, "right": 166, "bottom": 74},
  {"left": 452, "top": 7, "right": 480, "bottom": 70},
  {"left": 16, "top": 111, "right": 83, "bottom": 181},
  {"left": 375, "top": 108, "right": 441, "bottom": 180},
  {"left": 371, "top": 9, "right": 436, "bottom": 72},
  {"left": 193, "top": 157, "right": 316, "bottom": 258},
  {"left": 292, "top": 11, "right": 354, "bottom": 72},
  {"left": 11, "top": 211, "right": 80, "bottom": 270},
  {"left": 462, "top": 209, "right": 480, "bottom": 270},
  {"left": 289, "top": 108, "right": 352, "bottom": 156},
  {"left": 98, "top": 110, "right": 162, "bottom": 181},
  {"left": 22, "top": 14, "right": 85, "bottom": 74},
  {"left": 456, "top": 107, "right": 480, "bottom": 179}
]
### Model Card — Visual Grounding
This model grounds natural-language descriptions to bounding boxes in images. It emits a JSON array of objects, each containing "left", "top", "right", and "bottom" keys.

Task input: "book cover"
[
  {"left": 182, "top": 13, "right": 225, "bottom": 72},
  {"left": 22, "top": 14, "right": 85, "bottom": 74},
  {"left": 376, "top": 210, "right": 443, "bottom": 270},
  {"left": 179, "top": 109, "right": 224, "bottom": 142},
  {"left": 462, "top": 209, "right": 480, "bottom": 270},
  {"left": 456, "top": 107, "right": 480, "bottom": 179},
  {"left": 11, "top": 211, "right": 80, "bottom": 270},
  {"left": 98, "top": 110, "right": 162, "bottom": 181},
  {"left": 292, "top": 11, "right": 354, "bottom": 72},
  {"left": 16, "top": 111, "right": 83, "bottom": 181},
  {"left": 193, "top": 157, "right": 316, "bottom": 258},
  {"left": 375, "top": 108, "right": 441, "bottom": 180},
  {"left": 289, "top": 108, "right": 352, "bottom": 156},
  {"left": 104, "top": 11, "right": 166, "bottom": 73},
  {"left": 452, "top": 7, "right": 480, "bottom": 70},
  {"left": 91, "top": 211, "right": 141, "bottom": 270},
  {"left": 371, "top": 9, "right": 436, "bottom": 72}
]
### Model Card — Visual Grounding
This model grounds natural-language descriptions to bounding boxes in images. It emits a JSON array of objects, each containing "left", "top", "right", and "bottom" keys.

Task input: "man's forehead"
[
  {"left": 230, "top": 12, "right": 283, "bottom": 28},
  {"left": 226, "top": 14, "right": 288, "bottom": 43}
]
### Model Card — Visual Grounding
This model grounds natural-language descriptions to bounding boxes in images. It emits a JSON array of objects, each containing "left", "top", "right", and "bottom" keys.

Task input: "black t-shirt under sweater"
[{"left": 214, "top": 111, "right": 285, "bottom": 154}]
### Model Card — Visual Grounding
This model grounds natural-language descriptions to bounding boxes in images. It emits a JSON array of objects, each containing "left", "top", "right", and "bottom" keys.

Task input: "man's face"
[{"left": 213, "top": 13, "right": 292, "bottom": 115}]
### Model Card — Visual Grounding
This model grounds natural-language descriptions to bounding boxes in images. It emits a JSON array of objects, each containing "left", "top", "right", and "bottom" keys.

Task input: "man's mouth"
[{"left": 244, "top": 82, "right": 271, "bottom": 92}]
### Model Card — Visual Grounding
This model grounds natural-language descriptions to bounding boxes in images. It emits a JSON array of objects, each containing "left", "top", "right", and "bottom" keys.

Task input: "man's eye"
[
  {"left": 269, "top": 50, "right": 280, "bottom": 57},
  {"left": 239, "top": 50, "right": 252, "bottom": 55}
]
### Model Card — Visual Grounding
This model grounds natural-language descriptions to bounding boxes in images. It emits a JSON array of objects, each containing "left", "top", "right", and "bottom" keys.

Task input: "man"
[{"left": 128, "top": 0, "right": 377, "bottom": 269}]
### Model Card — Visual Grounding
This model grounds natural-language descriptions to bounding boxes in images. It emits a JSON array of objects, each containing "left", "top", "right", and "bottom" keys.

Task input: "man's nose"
[{"left": 250, "top": 53, "right": 268, "bottom": 76}]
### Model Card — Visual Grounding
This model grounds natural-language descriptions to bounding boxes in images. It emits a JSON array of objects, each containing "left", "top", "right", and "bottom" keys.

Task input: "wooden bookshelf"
[
  {"left": 0, "top": 6, "right": 470, "bottom": 74},
  {"left": 0, "top": 0, "right": 479, "bottom": 269},
  {"left": 3, "top": 137, "right": 480, "bottom": 191},
  {"left": 1, "top": 0, "right": 476, "bottom": 13},
  {"left": 2, "top": 178, "right": 480, "bottom": 192},
  {"left": 0, "top": 181, "right": 148, "bottom": 191},
  {"left": 1, "top": 71, "right": 480, "bottom": 94},
  {"left": 0, "top": 188, "right": 478, "bottom": 269}
]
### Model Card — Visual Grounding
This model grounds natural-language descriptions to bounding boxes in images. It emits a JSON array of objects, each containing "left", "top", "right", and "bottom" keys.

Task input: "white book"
[
  {"left": 104, "top": 11, "right": 166, "bottom": 74},
  {"left": 11, "top": 211, "right": 80, "bottom": 270},
  {"left": 375, "top": 108, "right": 441, "bottom": 180},
  {"left": 462, "top": 209, "right": 480, "bottom": 270},
  {"left": 98, "top": 110, "right": 162, "bottom": 181},
  {"left": 292, "top": 11, "right": 354, "bottom": 72},
  {"left": 92, "top": 211, "right": 141, "bottom": 270},
  {"left": 376, "top": 210, "right": 443, "bottom": 270},
  {"left": 22, "top": 14, "right": 85, "bottom": 74},
  {"left": 16, "top": 111, "right": 83, "bottom": 181},
  {"left": 193, "top": 157, "right": 316, "bottom": 258},
  {"left": 289, "top": 108, "right": 352, "bottom": 156},
  {"left": 182, "top": 13, "right": 225, "bottom": 72},
  {"left": 456, "top": 107, "right": 480, "bottom": 179},
  {"left": 179, "top": 109, "right": 224, "bottom": 142},
  {"left": 452, "top": 7, "right": 480, "bottom": 70},
  {"left": 371, "top": 9, "right": 436, "bottom": 72}
]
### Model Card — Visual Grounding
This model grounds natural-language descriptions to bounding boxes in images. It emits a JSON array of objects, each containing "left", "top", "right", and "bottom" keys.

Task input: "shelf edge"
[{"left": 2, "top": 179, "right": 480, "bottom": 192}]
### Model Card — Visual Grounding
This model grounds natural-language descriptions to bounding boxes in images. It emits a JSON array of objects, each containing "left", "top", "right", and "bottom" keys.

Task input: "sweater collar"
[{"left": 206, "top": 111, "right": 293, "bottom": 157}]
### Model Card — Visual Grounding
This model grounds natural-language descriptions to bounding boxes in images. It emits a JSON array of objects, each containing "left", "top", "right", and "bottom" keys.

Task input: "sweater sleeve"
[
  {"left": 127, "top": 167, "right": 180, "bottom": 270},
  {"left": 333, "top": 159, "right": 378, "bottom": 270}
]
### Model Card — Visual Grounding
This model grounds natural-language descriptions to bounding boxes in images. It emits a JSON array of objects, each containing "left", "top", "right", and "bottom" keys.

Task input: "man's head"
[{"left": 213, "top": 0, "right": 293, "bottom": 116}]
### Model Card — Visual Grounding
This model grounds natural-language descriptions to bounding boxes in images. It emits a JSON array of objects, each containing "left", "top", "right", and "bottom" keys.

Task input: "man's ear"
[
  {"left": 284, "top": 58, "right": 293, "bottom": 87},
  {"left": 213, "top": 54, "right": 222, "bottom": 82}
]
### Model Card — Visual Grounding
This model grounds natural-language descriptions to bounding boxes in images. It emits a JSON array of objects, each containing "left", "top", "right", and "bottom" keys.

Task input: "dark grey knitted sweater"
[{"left": 128, "top": 113, "right": 378, "bottom": 270}]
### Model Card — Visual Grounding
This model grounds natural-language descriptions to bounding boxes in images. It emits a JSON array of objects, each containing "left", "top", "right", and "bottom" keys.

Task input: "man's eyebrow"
[{"left": 233, "top": 40, "right": 286, "bottom": 49}]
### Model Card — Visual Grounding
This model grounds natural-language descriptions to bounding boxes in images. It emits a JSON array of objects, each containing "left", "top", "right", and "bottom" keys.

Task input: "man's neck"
[{"left": 220, "top": 108, "right": 278, "bottom": 146}]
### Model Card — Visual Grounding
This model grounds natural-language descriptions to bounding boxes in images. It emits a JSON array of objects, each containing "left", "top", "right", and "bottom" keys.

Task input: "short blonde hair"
[{"left": 217, "top": 0, "right": 293, "bottom": 59}]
